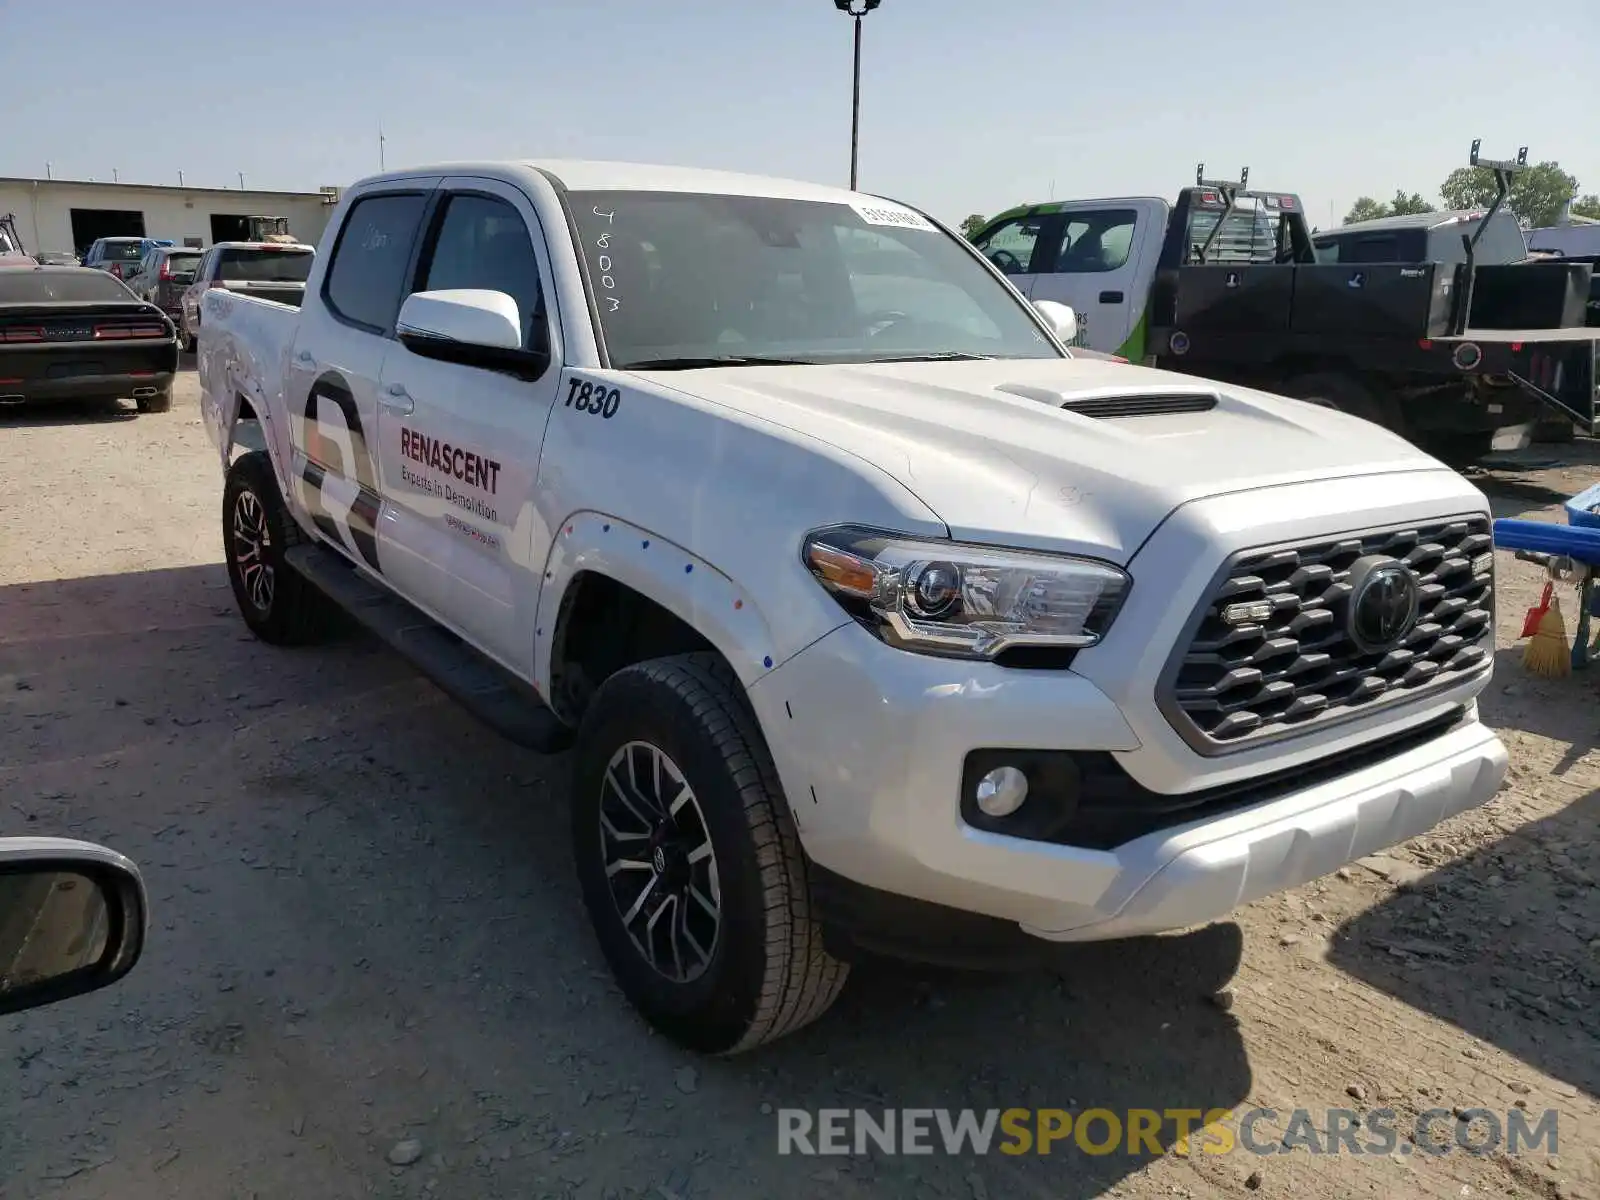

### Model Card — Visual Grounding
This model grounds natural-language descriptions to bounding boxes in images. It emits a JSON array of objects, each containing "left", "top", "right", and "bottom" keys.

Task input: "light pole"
[{"left": 833, "top": 0, "right": 882, "bottom": 191}]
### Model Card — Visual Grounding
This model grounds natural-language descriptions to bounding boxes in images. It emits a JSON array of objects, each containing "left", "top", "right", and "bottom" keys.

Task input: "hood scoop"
[{"left": 995, "top": 382, "right": 1219, "bottom": 420}]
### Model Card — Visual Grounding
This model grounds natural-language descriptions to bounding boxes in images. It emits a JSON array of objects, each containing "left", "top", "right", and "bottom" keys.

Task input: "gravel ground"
[{"left": 0, "top": 372, "right": 1595, "bottom": 1200}]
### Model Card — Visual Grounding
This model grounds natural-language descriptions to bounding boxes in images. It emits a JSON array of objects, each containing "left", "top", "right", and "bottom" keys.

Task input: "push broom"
[{"left": 1522, "top": 578, "right": 1571, "bottom": 679}]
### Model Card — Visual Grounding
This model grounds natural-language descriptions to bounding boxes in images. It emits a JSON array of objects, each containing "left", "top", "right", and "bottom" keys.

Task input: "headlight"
[{"left": 801, "top": 524, "right": 1129, "bottom": 659}]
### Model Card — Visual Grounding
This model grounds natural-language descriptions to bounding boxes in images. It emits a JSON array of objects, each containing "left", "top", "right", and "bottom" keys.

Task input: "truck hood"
[{"left": 633, "top": 358, "right": 1445, "bottom": 564}]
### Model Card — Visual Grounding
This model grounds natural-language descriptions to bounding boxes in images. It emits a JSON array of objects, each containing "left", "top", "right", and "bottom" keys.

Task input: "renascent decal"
[{"left": 400, "top": 427, "right": 502, "bottom": 494}]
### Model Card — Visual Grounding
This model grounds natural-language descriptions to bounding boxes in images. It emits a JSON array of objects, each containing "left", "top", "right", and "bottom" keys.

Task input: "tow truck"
[{"left": 970, "top": 141, "right": 1599, "bottom": 463}]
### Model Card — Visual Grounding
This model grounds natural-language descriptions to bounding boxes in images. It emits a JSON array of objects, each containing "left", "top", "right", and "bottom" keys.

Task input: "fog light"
[{"left": 975, "top": 766, "right": 1029, "bottom": 818}]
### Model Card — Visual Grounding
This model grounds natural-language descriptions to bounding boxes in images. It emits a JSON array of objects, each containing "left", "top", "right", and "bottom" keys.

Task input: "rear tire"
[
  {"left": 222, "top": 451, "right": 329, "bottom": 645},
  {"left": 1531, "top": 416, "right": 1576, "bottom": 444},
  {"left": 136, "top": 385, "right": 172, "bottom": 414},
  {"left": 1284, "top": 372, "right": 1406, "bottom": 435},
  {"left": 571, "top": 652, "right": 848, "bottom": 1055}
]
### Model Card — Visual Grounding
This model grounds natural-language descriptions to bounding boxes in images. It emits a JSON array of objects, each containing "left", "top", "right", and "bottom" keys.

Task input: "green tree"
[
  {"left": 1388, "top": 189, "right": 1435, "bottom": 216},
  {"left": 1343, "top": 196, "right": 1389, "bottom": 224},
  {"left": 1572, "top": 194, "right": 1600, "bottom": 221},
  {"left": 959, "top": 214, "right": 988, "bottom": 240},
  {"left": 1438, "top": 160, "right": 1580, "bottom": 227}
]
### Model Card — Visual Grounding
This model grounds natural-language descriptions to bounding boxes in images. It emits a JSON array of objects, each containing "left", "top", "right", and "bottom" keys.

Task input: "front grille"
[{"left": 1161, "top": 516, "right": 1493, "bottom": 751}]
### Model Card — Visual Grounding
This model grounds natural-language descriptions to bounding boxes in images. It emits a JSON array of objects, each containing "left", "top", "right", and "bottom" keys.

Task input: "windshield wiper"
[
  {"left": 622, "top": 355, "right": 820, "bottom": 370},
  {"left": 861, "top": 351, "right": 995, "bottom": 362}
]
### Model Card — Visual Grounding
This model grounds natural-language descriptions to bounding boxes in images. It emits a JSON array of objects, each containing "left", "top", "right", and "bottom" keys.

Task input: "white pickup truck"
[{"left": 199, "top": 159, "right": 1507, "bottom": 1055}]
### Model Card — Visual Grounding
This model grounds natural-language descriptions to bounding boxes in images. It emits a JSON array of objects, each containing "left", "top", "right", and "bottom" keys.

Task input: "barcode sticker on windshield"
[{"left": 850, "top": 201, "right": 937, "bottom": 232}]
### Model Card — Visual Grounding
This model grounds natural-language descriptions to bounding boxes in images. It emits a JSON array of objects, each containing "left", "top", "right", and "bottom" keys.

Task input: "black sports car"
[{"left": 0, "top": 267, "right": 178, "bottom": 413}]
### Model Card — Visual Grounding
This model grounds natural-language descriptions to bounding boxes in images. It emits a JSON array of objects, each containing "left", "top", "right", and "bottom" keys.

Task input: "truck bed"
[
  {"left": 197, "top": 289, "right": 300, "bottom": 471},
  {"left": 1434, "top": 326, "right": 1600, "bottom": 344},
  {"left": 1167, "top": 260, "right": 1593, "bottom": 343}
]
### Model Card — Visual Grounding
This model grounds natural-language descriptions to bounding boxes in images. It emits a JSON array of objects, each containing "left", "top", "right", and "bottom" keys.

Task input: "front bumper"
[
  {"left": 750, "top": 620, "right": 1504, "bottom": 943},
  {"left": 748, "top": 468, "right": 1506, "bottom": 945}
]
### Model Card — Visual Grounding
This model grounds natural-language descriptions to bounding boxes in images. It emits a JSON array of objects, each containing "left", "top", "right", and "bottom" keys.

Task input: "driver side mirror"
[
  {"left": 0, "top": 838, "right": 147, "bottom": 1017},
  {"left": 1033, "top": 299, "right": 1079, "bottom": 345},
  {"left": 397, "top": 289, "right": 548, "bottom": 379}
]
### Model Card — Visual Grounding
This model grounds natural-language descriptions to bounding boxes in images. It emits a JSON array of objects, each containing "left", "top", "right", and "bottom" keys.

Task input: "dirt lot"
[{"left": 1, "top": 372, "right": 1596, "bottom": 1200}]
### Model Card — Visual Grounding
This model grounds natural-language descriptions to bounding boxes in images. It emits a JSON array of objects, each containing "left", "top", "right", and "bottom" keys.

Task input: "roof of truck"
[
  {"left": 354, "top": 160, "right": 918, "bottom": 208},
  {"left": 209, "top": 240, "right": 315, "bottom": 251},
  {"left": 982, "top": 197, "right": 1166, "bottom": 228},
  {"left": 1321, "top": 209, "right": 1508, "bottom": 237}
]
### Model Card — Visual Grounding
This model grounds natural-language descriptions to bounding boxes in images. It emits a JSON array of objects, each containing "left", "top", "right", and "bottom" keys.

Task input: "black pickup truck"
[{"left": 969, "top": 142, "right": 1598, "bottom": 464}]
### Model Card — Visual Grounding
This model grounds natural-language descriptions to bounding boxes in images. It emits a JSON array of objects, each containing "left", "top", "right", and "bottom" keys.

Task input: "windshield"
[
  {"left": 216, "top": 248, "right": 314, "bottom": 283},
  {"left": 100, "top": 241, "right": 145, "bottom": 262},
  {"left": 0, "top": 269, "right": 133, "bottom": 303},
  {"left": 565, "top": 191, "right": 1060, "bottom": 368},
  {"left": 165, "top": 252, "right": 203, "bottom": 274}
]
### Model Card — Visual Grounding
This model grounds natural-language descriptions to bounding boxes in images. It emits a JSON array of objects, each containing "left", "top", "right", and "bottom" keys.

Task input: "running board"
[{"left": 284, "top": 543, "right": 573, "bottom": 754}]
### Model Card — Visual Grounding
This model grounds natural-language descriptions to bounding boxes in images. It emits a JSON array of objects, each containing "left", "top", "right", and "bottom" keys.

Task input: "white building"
[{"left": 0, "top": 176, "right": 341, "bottom": 258}]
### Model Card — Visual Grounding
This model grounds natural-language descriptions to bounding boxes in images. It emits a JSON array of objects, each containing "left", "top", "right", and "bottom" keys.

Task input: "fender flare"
[{"left": 533, "top": 511, "right": 797, "bottom": 694}]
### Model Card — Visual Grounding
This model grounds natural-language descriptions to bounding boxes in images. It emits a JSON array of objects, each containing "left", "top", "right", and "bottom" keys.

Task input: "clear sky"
[{"left": 1, "top": 0, "right": 1593, "bottom": 229}]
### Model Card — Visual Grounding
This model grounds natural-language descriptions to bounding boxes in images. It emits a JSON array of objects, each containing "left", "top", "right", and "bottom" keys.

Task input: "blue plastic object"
[
  {"left": 1563, "top": 482, "right": 1600, "bottom": 529},
  {"left": 1493, "top": 518, "right": 1600, "bottom": 566}
]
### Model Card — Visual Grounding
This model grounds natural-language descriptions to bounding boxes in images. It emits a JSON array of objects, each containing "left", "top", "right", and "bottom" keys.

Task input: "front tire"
[
  {"left": 1414, "top": 428, "right": 1495, "bottom": 467},
  {"left": 1284, "top": 372, "right": 1406, "bottom": 434},
  {"left": 222, "top": 451, "right": 328, "bottom": 645},
  {"left": 572, "top": 653, "right": 848, "bottom": 1055}
]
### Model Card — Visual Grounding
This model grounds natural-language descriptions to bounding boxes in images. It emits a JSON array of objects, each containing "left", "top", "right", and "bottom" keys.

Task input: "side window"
[
  {"left": 1347, "top": 235, "right": 1401, "bottom": 264},
  {"left": 417, "top": 193, "right": 547, "bottom": 351},
  {"left": 1054, "top": 209, "right": 1138, "bottom": 273},
  {"left": 324, "top": 192, "right": 428, "bottom": 332},
  {"left": 971, "top": 216, "right": 1044, "bottom": 275}
]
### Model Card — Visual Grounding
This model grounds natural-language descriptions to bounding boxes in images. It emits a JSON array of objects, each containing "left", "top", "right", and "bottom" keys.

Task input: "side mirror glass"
[
  {"left": 0, "top": 838, "right": 147, "bottom": 1017},
  {"left": 1033, "top": 299, "right": 1079, "bottom": 345}
]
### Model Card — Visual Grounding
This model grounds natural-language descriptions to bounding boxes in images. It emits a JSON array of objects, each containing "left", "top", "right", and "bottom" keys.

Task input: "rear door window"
[
  {"left": 1053, "top": 208, "right": 1138, "bottom": 273},
  {"left": 1346, "top": 234, "right": 1403, "bottom": 263},
  {"left": 323, "top": 192, "right": 428, "bottom": 331}
]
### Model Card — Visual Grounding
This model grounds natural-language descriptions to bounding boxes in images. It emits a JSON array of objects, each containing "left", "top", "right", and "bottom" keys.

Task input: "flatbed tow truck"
[{"left": 971, "top": 141, "right": 1599, "bottom": 463}]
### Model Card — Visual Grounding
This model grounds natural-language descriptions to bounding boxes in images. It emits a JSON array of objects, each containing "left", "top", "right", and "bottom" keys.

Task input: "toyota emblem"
[{"left": 1346, "top": 556, "right": 1420, "bottom": 654}]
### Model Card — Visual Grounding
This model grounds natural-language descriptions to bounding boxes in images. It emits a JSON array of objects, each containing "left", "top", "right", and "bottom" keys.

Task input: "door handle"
[
  {"left": 1098, "top": 290, "right": 1124, "bottom": 304},
  {"left": 380, "top": 383, "right": 414, "bottom": 415}
]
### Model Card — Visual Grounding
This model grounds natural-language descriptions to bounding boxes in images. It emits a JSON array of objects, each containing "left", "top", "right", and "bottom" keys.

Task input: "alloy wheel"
[
  {"left": 599, "top": 740, "right": 722, "bottom": 983},
  {"left": 231, "top": 489, "right": 275, "bottom": 613}
]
